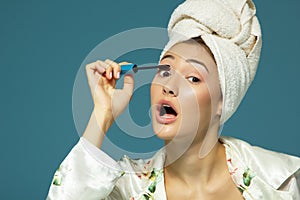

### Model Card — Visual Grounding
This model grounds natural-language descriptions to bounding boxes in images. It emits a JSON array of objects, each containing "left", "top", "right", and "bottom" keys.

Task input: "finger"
[
  {"left": 95, "top": 60, "right": 108, "bottom": 75},
  {"left": 122, "top": 75, "right": 134, "bottom": 97},
  {"left": 118, "top": 61, "right": 130, "bottom": 65},
  {"left": 86, "top": 62, "right": 98, "bottom": 86},
  {"left": 105, "top": 63, "right": 113, "bottom": 80},
  {"left": 104, "top": 59, "right": 119, "bottom": 79},
  {"left": 86, "top": 63, "right": 103, "bottom": 97},
  {"left": 108, "top": 60, "right": 121, "bottom": 79}
]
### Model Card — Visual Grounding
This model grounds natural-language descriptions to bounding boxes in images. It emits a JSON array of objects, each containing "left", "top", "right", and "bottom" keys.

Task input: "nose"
[
  {"left": 162, "top": 87, "right": 177, "bottom": 96},
  {"left": 162, "top": 76, "right": 178, "bottom": 97}
]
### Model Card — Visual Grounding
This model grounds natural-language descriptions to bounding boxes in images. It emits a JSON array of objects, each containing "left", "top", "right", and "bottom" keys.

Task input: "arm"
[
  {"left": 46, "top": 137, "right": 124, "bottom": 200},
  {"left": 47, "top": 60, "right": 134, "bottom": 199},
  {"left": 82, "top": 60, "right": 134, "bottom": 148}
]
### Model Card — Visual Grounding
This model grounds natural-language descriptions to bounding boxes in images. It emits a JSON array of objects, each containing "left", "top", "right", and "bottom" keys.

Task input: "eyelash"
[
  {"left": 187, "top": 76, "right": 201, "bottom": 83},
  {"left": 157, "top": 69, "right": 172, "bottom": 77},
  {"left": 157, "top": 68, "right": 202, "bottom": 83}
]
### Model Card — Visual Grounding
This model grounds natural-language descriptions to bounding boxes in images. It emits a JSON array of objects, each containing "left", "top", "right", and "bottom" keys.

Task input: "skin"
[
  {"left": 83, "top": 59, "right": 134, "bottom": 148},
  {"left": 82, "top": 41, "right": 243, "bottom": 199},
  {"left": 151, "top": 40, "right": 223, "bottom": 160},
  {"left": 152, "top": 41, "right": 243, "bottom": 199}
]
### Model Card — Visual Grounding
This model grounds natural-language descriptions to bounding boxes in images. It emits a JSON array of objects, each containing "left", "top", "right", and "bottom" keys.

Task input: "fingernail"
[
  {"left": 109, "top": 72, "right": 112, "bottom": 79},
  {"left": 116, "top": 72, "right": 120, "bottom": 79}
]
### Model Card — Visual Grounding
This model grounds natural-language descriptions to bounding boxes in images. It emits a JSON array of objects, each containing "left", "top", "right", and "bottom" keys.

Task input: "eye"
[
  {"left": 187, "top": 76, "right": 201, "bottom": 83},
  {"left": 158, "top": 69, "right": 171, "bottom": 77}
]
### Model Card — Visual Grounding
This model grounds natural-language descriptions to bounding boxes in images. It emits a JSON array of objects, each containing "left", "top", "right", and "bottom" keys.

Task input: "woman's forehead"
[
  {"left": 166, "top": 42, "right": 211, "bottom": 58},
  {"left": 161, "top": 42, "right": 217, "bottom": 73},
  {"left": 160, "top": 53, "right": 209, "bottom": 75}
]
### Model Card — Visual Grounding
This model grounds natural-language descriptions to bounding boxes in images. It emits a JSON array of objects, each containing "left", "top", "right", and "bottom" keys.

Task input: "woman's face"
[{"left": 150, "top": 40, "right": 222, "bottom": 143}]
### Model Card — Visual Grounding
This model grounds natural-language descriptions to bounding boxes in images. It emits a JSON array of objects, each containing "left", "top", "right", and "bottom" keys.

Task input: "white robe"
[{"left": 46, "top": 136, "right": 300, "bottom": 199}]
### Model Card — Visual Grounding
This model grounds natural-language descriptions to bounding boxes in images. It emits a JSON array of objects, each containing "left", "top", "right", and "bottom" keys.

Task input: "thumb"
[{"left": 122, "top": 75, "right": 134, "bottom": 97}]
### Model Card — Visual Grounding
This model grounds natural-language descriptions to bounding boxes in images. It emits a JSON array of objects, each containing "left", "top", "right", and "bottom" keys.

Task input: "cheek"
[
  {"left": 204, "top": 79, "right": 222, "bottom": 115},
  {"left": 182, "top": 86, "right": 211, "bottom": 107},
  {"left": 150, "top": 83, "right": 159, "bottom": 101},
  {"left": 196, "top": 89, "right": 212, "bottom": 108},
  {"left": 180, "top": 87, "right": 212, "bottom": 121}
]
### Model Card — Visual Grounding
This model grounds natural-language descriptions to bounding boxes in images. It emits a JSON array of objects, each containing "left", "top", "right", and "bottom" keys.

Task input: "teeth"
[{"left": 159, "top": 103, "right": 177, "bottom": 116}]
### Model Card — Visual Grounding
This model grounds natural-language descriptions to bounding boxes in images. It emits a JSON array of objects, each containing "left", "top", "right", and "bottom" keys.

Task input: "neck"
[{"left": 164, "top": 127, "right": 226, "bottom": 185}]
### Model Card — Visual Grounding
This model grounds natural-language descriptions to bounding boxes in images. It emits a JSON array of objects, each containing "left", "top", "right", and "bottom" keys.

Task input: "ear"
[{"left": 216, "top": 95, "right": 223, "bottom": 117}]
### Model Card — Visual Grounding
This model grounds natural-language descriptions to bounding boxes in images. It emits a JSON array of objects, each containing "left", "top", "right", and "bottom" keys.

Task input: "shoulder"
[
  {"left": 220, "top": 136, "right": 300, "bottom": 190},
  {"left": 117, "top": 148, "right": 166, "bottom": 172}
]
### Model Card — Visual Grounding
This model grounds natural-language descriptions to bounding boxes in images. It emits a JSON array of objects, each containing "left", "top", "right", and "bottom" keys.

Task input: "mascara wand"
[{"left": 120, "top": 63, "right": 170, "bottom": 75}]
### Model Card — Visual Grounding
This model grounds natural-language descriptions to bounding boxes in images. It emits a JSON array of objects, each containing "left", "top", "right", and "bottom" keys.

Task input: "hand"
[{"left": 85, "top": 59, "right": 134, "bottom": 126}]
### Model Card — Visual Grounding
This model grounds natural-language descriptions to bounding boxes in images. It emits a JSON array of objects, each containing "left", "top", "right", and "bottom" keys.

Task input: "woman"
[{"left": 47, "top": 0, "right": 300, "bottom": 199}]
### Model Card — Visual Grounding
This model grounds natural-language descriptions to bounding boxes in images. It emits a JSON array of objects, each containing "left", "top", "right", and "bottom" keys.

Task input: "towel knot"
[
  {"left": 161, "top": 0, "right": 262, "bottom": 124},
  {"left": 169, "top": 0, "right": 259, "bottom": 56}
]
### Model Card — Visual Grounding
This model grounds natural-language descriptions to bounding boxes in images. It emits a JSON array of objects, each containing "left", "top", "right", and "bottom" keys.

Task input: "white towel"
[{"left": 161, "top": 0, "right": 262, "bottom": 124}]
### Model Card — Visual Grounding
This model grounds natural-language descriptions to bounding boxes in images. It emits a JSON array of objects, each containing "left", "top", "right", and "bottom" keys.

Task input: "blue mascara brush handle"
[{"left": 120, "top": 63, "right": 138, "bottom": 75}]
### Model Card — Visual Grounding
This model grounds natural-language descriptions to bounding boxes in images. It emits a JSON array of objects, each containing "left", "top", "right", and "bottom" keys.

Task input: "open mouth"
[
  {"left": 159, "top": 104, "right": 178, "bottom": 117},
  {"left": 155, "top": 101, "right": 178, "bottom": 124}
]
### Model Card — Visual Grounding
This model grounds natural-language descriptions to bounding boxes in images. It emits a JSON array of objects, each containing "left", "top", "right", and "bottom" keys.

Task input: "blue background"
[{"left": 1, "top": 0, "right": 299, "bottom": 199}]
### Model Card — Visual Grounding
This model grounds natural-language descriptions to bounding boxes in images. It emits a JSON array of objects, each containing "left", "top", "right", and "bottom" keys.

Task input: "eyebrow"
[{"left": 160, "top": 54, "right": 209, "bottom": 73}]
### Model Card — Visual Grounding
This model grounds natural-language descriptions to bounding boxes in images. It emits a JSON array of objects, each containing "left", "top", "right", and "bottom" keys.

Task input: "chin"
[{"left": 152, "top": 121, "right": 179, "bottom": 141}]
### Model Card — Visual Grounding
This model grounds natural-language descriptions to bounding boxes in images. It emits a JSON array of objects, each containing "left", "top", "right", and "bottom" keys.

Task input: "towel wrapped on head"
[{"left": 161, "top": 0, "right": 262, "bottom": 124}]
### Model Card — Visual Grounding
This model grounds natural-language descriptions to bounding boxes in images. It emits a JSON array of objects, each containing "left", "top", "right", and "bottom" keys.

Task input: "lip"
[{"left": 155, "top": 99, "right": 178, "bottom": 124}]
